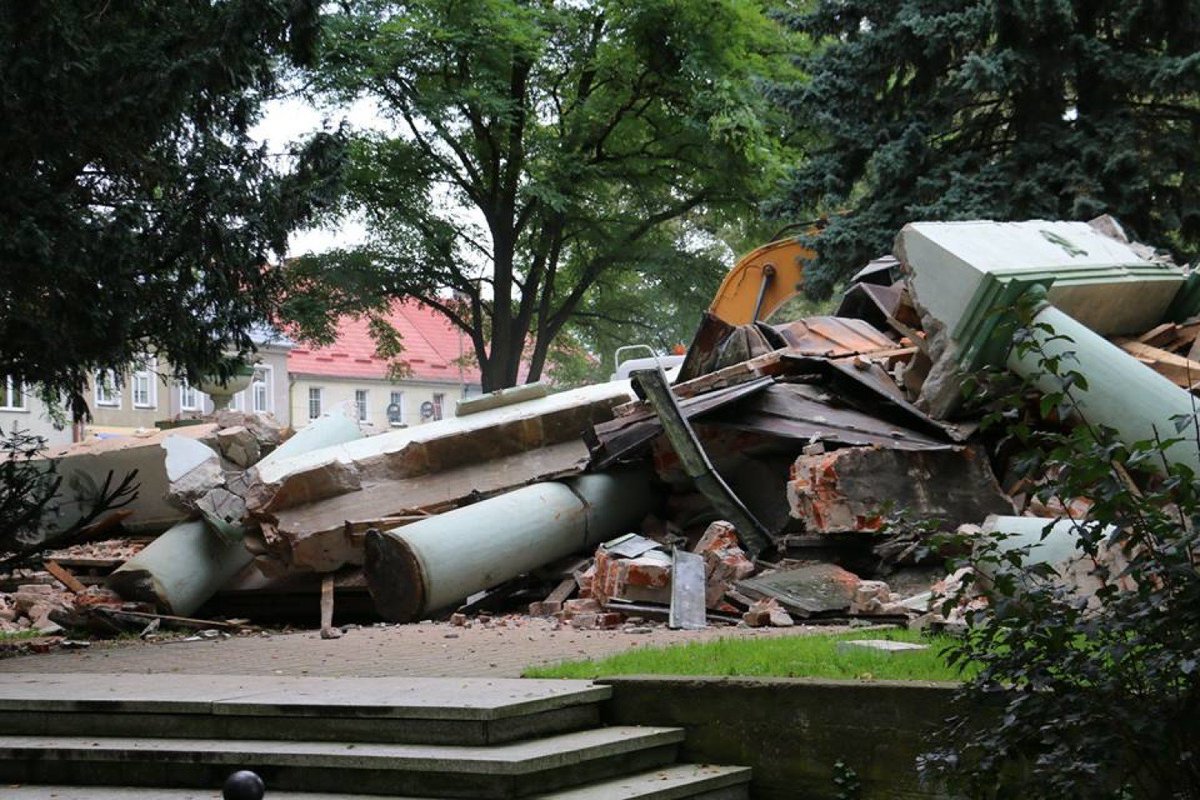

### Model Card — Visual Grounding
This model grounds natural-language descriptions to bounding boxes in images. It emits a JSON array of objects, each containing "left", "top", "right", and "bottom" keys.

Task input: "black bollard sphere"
[{"left": 223, "top": 769, "right": 265, "bottom": 800}]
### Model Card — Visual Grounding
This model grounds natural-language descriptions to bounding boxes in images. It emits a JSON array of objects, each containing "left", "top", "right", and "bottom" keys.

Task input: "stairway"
[{"left": 0, "top": 673, "right": 750, "bottom": 799}]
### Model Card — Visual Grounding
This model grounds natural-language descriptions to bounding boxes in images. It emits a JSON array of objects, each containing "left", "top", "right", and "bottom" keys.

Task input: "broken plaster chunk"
[
  {"left": 162, "top": 435, "right": 225, "bottom": 510},
  {"left": 216, "top": 425, "right": 261, "bottom": 468}
]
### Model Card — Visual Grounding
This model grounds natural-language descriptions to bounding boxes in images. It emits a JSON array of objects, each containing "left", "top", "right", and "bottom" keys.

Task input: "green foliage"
[
  {"left": 0, "top": 424, "right": 139, "bottom": 564},
  {"left": 0, "top": 426, "right": 62, "bottom": 552},
  {"left": 0, "top": 2, "right": 346, "bottom": 417},
  {"left": 769, "top": 0, "right": 1200, "bottom": 299},
  {"left": 923, "top": 306, "right": 1200, "bottom": 798},
  {"left": 289, "top": 0, "right": 803, "bottom": 390}
]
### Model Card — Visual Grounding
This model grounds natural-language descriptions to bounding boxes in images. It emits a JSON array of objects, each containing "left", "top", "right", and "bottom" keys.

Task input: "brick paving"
[{"left": 0, "top": 618, "right": 846, "bottom": 678}]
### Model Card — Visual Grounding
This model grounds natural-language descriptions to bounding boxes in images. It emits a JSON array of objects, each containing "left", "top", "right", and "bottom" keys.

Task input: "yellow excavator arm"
[{"left": 708, "top": 237, "right": 816, "bottom": 326}]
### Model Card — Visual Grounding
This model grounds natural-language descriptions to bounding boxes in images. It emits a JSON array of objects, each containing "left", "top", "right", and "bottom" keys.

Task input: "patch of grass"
[
  {"left": 524, "top": 627, "right": 975, "bottom": 682},
  {"left": 0, "top": 629, "right": 42, "bottom": 643}
]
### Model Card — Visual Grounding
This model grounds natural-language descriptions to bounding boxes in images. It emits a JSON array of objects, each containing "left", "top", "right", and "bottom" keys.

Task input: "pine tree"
[{"left": 770, "top": 0, "right": 1200, "bottom": 298}]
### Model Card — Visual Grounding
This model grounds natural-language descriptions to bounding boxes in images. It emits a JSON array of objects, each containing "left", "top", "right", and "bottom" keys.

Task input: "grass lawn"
[{"left": 524, "top": 627, "right": 974, "bottom": 682}]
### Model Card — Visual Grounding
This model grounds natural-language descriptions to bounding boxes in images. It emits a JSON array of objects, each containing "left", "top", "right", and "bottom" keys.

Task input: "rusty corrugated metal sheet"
[
  {"left": 773, "top": 316, "right": 897, "bottom": 357},
  {"left": 702, "top": 384, "right": 951, "bottom": 451}
]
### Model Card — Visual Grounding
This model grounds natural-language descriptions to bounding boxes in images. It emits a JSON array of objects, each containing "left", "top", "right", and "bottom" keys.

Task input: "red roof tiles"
[{"left": 288, "top": 301, "right": 481, "bottom": 385}]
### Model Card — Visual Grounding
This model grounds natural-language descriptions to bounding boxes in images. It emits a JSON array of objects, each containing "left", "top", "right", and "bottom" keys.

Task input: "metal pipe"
[{"left": 364, "top": 469, "right": 657, "bottom": 622}]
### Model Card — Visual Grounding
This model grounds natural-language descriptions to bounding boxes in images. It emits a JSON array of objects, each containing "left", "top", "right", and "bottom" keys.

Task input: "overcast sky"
[{"left": 251, "top": 95, "right": 380, "bottom": 256}]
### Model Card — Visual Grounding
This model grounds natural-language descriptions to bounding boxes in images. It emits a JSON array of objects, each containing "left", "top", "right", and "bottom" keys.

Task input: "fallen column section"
[
  {"left": 899, "top": 219, "right": 1200, "bottom": 474},
  {"left": 364, "top": 469, "right": 656, "bottom": 622},
  {"left": 107, "top": 409, "right": 364, "bottom": 615}
]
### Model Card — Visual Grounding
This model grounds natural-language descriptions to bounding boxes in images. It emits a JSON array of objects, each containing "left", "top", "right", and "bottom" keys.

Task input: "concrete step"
[
  {"left": 0, "top": 673, "right": 608, "bottom": 745},
  {"left": 5, "top": 765, "right": 751, "bottom": 799},
  {"left": 0, "top": 726, "right": 685, "bottom": 799}
]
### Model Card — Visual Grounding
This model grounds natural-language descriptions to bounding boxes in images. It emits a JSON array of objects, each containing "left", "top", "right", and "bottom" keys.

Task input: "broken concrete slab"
[
  {"left": 162, "top": 436, "right": 224, "bottom": 512},
  {"left": 106, "top": 411, "right": 366, "bottom": 616},
  {"left": 787, "top": 446, "right": 1013, "bottom": 534},
  {"left": 216, "top": 426, "right": 261, "bottom": 469},
  {"left": 261, "top": 440, "right": 593, "bottom": 573},
  {"left": 40, "top": 424, "right": 220, "bottom": 535},
  {"left": 736, "top": 562, "right": 862, "bottom": 618},
  {"left": 836, "top": 639, "right": 929, "bottom": 656},
  {"left": 246, "top": 382, "right": 633, "bottom": 516}
]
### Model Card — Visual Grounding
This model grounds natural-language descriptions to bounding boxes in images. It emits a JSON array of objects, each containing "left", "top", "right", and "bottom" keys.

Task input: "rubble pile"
[{"left": 5, "top": 217, "right": 1199, "bottom": 644}]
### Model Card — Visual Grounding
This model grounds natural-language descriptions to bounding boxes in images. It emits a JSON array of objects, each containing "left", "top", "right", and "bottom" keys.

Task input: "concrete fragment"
[
  {"left": 216, "top": 426, "right": 261, "bottom": 468},
  {"left": 194, "top": 488, "right": 249, "bottom": 542},
  {"left": 743, "top": 597, "right": 794, "bottom": 627},
  {"left": 787, "top": 446, "right": 1013, "bottom": 533},
  {"left": 40, "top": 424, "right": 220, "bottom": 535},
  {"left": 737, "top": 563, "right": 861, "bottom": 618},
  {"left": 163, "top": 436, "right": 225, "bottom": 511},
  {"left": 836, "top": 639, "right": 929, "bottom": 655}
]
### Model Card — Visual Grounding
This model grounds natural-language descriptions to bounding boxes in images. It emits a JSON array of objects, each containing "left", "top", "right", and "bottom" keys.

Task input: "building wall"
[
  {"left": 87, "top": 347, "right": 292, "bottom": 431},
  {"left": 0, "top": 392, "right": 72, "bottom": 447},
  {"left": 289, "top": 375, "right": 479, "bottom": 433}
]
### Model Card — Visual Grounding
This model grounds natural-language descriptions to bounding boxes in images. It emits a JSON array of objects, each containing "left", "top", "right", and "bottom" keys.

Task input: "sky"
[{"left": 250, "top": 95, "right": 380, "bottom": 256}]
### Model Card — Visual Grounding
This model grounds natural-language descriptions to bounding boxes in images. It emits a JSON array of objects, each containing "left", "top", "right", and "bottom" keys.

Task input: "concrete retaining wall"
[{"left": 600, "top": 676, "right": 971, "bottom": 800}]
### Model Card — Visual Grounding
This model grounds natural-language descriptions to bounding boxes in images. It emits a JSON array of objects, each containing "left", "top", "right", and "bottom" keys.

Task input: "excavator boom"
[{"left": 708, "top": 238, "right": 815, "bottom": 325}]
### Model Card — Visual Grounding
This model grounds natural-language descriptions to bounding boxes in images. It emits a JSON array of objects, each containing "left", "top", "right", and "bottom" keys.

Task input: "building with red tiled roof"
[{"left": 288, "top": 301, "right": 481, "bottom": 430}]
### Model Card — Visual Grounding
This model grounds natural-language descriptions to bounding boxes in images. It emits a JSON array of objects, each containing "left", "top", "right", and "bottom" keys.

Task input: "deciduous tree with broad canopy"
[
  {"left": 0, "top": 1, "right": 344, "bottom": 419},
  {"left": 289, "top": 0, "right": 799, "bottom": 391},
  {"left": 770, "top": 0, "right": 1200, "bottom": 299}
]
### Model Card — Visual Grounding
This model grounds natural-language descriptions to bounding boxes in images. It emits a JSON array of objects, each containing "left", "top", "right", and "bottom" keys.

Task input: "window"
[
  {"left": 0, "top": 376, "right": 26, "bottom": 411},
  {"left": 388, "top": 390, "right": 405, "bottom": 425},
  {"left": 308, "top": 387, "right": 323, "bottom": 420},
  {"left": 95, "top": 370, "right": 120, "bottom": 407},
  {"left": 180, "top": 380, "right": 200, "bottom": 412},
  {"left": 355, "top": 389, "right": 368, "bottom": 422},
  {"left": 431, "top": 392, "right": 445, "bottom": 421},
  {"left": 252, "top": 367, "right": 271, "bottom": 413},
  {"left": 131, "top": 357, "right": 156, "bottom": 409}
]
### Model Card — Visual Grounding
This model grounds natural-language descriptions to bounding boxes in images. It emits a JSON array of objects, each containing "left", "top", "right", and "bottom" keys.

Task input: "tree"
[
  {"left": 290, "top": 0, "right": 800, "bottom": 391},
  {"left": 769, "top": 0, "right": 1200, "bottom": 299},
  {"left": 923, "top": 306, "right": 1200, "bottom": 797},
  {"left": 0, "top": 1, "right": 345, "bottom": 419}
]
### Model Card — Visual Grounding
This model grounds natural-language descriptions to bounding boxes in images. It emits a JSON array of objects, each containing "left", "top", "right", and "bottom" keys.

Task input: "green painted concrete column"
[
  {"left": 365, "top": 469, "right": 657, "bottom": 622},
  {"left": 108, "top": 411, "right": 365, "bottom": 615},
  {"left": 1007, "top": 304, "right": 1200, "bottom": 475}
]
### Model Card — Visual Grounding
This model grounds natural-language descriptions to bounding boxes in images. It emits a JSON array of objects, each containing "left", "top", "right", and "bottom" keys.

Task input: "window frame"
[
  {"left": 251, "top": 366, "right": 272, "bottom": 414},
  {"left": 0, "top": 376, "right": 27, "bottom": 411},
  {"left": 431, "top": 392, "right": 445, "bottom": 421},
  {"left": 388, "top": 390, "right": 405, "bottom": 425},
  {"left": 179, "top": 379, "right": 200, "bottom": 412},
  {"left": 355, "top": 389, "right": 368, "bottom": 422},
  {"left": 95, "top": 370, "right": 120, "bottom": 408},
  {"left": 308, "top": 386, "right": 323, "bottom": 420},
  {"left": 131, "top": 357, "right": 157, "bottom": 409}
]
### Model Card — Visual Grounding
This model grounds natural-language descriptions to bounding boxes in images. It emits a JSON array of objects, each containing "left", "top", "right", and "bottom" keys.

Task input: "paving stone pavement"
[{"left": 0, "top": 618, "right": 844, "bottom": 677}]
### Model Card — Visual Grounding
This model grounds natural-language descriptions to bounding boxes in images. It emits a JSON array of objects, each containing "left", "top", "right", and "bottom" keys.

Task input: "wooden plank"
[
  {"left": 543, "top": 576, "right": 577, "bottom": 606},
  {"left": 1136, "top": 322, "right": 1179, "bottom": 348},
  {"left": 319, "top": 574, "right": 341, "bottom": 640},
  {"left": 1116, "top": 339, "right": 1200, "bottom": 387},
  {"left": 44, "top": 560, "right": 87, "bottom": 594}
]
